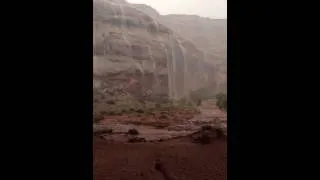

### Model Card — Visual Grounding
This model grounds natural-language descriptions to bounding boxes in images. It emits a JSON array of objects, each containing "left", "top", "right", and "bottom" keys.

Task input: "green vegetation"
[
  {"left": 189, "top": 86, "right": 216, "bottom": 102},
  {"left": 216, "top": 93, "right": 227, "bottom": 111},
  {"left": 93, "top": 89, "right": 201, "bottom": 119}
]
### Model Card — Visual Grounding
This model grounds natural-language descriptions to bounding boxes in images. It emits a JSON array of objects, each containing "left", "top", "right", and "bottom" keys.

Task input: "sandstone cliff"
[{"left": 93, "top": 0, "right": 223, "bottom": 108}]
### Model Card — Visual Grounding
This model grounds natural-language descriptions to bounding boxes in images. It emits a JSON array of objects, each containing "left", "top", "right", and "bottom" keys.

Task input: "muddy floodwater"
[{"left": 94, "top": 100, "right": 227, "bottom": 141}]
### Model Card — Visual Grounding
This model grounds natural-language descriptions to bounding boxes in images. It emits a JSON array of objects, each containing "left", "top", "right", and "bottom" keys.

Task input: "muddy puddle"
[
  {"left": 94, "top": 116, "right": 226, "bottom": 142},
  {"left": 94, "top": 123, "right": 195, "bottom": 141},
  {"left": 94, "top": 99, "right": 227, "bottom": 142}
]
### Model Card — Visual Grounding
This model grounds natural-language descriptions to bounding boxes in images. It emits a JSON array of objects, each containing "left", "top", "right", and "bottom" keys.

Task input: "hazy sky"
[{"left": 127, "top": 0, "right": 227, "bottom": 19}]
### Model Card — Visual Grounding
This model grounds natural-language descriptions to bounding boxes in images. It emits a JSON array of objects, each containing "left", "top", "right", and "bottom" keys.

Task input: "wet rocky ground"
[
  {"left": 94, "top": 99, "right": 226, "bottom": 142},
  {"left": 94, "top": 99, "right": 227, "bottom": 180}
]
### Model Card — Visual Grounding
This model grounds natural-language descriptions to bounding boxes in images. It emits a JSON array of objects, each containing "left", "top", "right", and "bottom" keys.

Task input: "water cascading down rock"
[{"left": 93, "top": 0, "right": 215, "bottom": 104}]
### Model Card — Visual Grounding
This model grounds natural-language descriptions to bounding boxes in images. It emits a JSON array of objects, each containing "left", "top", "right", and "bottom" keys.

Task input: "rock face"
[
  {"left": 93, "top": 0, "right": 223, "bottom": 106},
  {"left": 159, "top": 15, "right": 227, "bottom": 92}
]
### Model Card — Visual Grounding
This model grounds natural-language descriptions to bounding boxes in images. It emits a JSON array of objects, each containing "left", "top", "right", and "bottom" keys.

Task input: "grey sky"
[{"left": 127, "top": 0, "right": 227, "bottom": 19}]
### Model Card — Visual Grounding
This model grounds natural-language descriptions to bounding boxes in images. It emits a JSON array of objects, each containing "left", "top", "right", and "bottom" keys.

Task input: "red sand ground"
[{"left": 94, "top": 137, "right": 227, "bottom": 180}]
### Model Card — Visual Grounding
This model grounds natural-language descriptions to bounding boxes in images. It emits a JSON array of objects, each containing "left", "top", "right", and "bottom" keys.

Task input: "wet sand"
[{"left": 94, "top": 137, "right": 227, "bottom": 180}]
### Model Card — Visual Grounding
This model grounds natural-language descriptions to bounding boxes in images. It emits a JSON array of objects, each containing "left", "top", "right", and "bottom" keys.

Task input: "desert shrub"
[
  {"left": 93, "top": 114, "right": 104, "bottom": 123},
  {"left": 201, "top": 125, "right": 224, "bottom": 139},
  {"left": 128, "top": 137, "right": 146, "bottom": 143},
  {"left": 155, "top": 124, "right": 166, "bottom": 129},
  {"left": 177, "top": 98, "right": 187, "bottom": 106},
  {"left": 94, "top": 129, "right": 113, "bottom": 135},
  {"left": 159, "top": 115, "right": 168, "bottom": 119},
  {"left": 187, "top": 101, "right": 193, "bottom": 106},
  {"left": 100, "top": 111, "right": 107, "bottom": 115},
  {"left": 192, "top": 131, "right": 211, "bottom": 144},
  {"left": 107, "top": 111, "right": 116, "bottom": 116},
  {"left": 197, "top": 100, "right": 202, "bottom": 106},
  {"left": 199, "top": 132, "right": 211, "bottom": 144},
  {"left": 216, "top": 93, "right": 227, "bottom": 111},
  {"left": 136, "top": 109, "right": 144, "bottom": 113},
  {"left": 201, "top": 125, "right": 213, "bottom": 131},
  {"left": 94, "top": 128, "right": 113, "bottom": 136},
  {"left": 147, "top": 111, "right": 156, "bottom": 116},
  {"left": 128, "top": 128, "right": 139, "bottom": 135},
  {"left": 189, "top": 86, "right": 215, "bottom": 102},
  {"left": 129, "top": 108, "right": 135, "bottom": 112},
  {"left": 216, "top": 128, "right": 224, "bottom": 139},
  {"left": 103, "top": 129, "right": 113, "bottom": 134},
  {"left": 106, "top": 100, "right": 115, "bottom": 105}
]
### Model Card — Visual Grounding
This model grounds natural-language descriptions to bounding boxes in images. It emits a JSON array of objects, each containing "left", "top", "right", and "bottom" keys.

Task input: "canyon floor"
[{"left": 93, "top": 100, "right": 227, "bottom": 180}]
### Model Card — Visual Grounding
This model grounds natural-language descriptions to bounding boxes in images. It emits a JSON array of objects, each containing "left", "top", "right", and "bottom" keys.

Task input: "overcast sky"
[{"left": 127, "top": 0, "right": 227, "bottom": 19}]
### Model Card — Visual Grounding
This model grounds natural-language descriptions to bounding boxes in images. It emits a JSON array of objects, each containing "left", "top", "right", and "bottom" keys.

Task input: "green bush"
[{"left": 216, "top": 93, "right": 227, "bottom": 111}]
